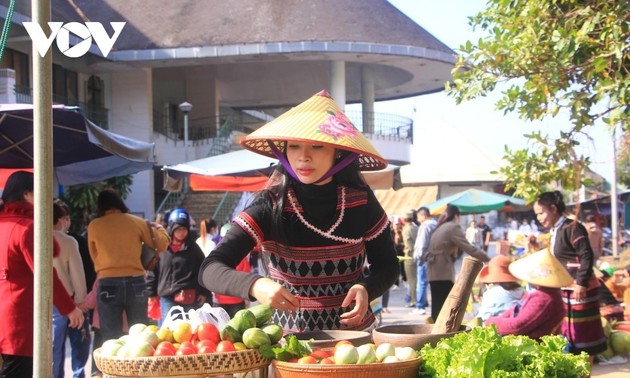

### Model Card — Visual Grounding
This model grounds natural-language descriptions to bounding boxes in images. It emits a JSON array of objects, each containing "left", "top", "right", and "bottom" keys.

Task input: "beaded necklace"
[{"left": 287, "top": 185, "right": 362, "bottom": 244}]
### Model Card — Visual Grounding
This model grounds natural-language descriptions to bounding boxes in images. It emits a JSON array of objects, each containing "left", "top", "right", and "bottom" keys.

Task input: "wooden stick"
[{"left": 431, "top": 256, "right": 484, "bottom": 334}]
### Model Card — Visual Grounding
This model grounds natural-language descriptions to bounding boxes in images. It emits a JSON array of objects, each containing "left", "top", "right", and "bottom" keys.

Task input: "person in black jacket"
[{"left": 146, "top": 208, "right": 212, "bottom": 325}]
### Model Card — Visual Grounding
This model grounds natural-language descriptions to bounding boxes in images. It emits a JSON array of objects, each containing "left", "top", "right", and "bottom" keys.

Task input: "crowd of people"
[{"left": 1, "top": 90, "right": 627, "bottom": 376}]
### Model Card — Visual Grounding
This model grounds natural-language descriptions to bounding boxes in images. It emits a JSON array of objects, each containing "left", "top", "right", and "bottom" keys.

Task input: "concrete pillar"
[
  {"left": 361, "top": 66, "right": 375, "bottom": 134},
  {"left": 110, "top": 68, "right": 156, "bottom": 220},
  {"left": 0, "top": 68, "right": 16, "bottom": 103},
  {"left": 329, "top": 61, "right": 346, "bottom": 109}
]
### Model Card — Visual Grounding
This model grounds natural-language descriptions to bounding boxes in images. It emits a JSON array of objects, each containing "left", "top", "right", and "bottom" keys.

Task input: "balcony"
[{"left": 13, "top": 84, "right": 110, "bottom": 129}]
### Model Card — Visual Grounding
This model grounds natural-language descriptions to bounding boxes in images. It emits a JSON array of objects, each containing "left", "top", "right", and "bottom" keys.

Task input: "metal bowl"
[
  {"left": 372, "top": 323, "right": 470, "bottom": 350},
  {"left": 289, "top": 330, "right": 372, "bottom": 349}
]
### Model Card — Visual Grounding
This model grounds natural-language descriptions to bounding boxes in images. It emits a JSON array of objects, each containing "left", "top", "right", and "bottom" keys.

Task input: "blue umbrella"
[
  {"left": 0, "top": 104, "right": 155, "bottom": 185},
  {"left": 422, "top": 188, "right": 528, "bottom": 215}
]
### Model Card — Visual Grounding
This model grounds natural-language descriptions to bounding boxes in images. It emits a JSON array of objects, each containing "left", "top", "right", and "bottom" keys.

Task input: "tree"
[
  {"left": 619, "top": 130, "right": 630, "bottom": 188},
  {"left": 447, "top": 0, "right": 629, "bottom": 202},
  {"left": 60, "top": 175, "right": 133, "bottom": 233}
]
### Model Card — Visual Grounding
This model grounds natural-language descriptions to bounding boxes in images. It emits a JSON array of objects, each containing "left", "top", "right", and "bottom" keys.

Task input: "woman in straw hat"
[
  {"left": 476, "top": 255, "right": 524, "bottom": 321},
  {"left": 199, "top": 90, "right": 399, "bottom": 332},
  {"left": 485, "top": 248, "right": 573, "bottom": 340},
  {"left": 533, "top": 191, "right": 607, "bottom": 357}
]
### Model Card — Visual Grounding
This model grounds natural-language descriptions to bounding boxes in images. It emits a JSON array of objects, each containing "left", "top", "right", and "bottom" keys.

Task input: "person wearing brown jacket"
[{"left": 420, "top": 204, "right": 489, "bottom": 320}]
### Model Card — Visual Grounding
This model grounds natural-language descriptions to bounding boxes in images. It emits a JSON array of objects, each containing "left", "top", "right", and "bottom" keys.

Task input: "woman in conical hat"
[
  {"left": 476, "top": 255, "right": 524, "bottom": 321},
  {"left": 199, "top": 90, "right": 399, "bottom": 332},
  {"left": 485, "top": 248, "right": 573, "bottom": 340},
  {"left": 534, "top": 191, "right": 606, "bottom": 358}
]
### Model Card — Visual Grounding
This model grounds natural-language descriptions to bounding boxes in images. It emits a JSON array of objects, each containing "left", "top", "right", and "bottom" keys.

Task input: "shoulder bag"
[{"left": 141, "top": 220, "right": 160, "bottom": 271}]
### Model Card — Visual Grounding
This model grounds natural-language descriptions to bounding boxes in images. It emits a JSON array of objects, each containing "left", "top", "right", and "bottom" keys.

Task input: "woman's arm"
[
  {"left": 361, "top": 193, "right": 400, "bottom": 301},
  {"left": 451, "top": 225, "right": 490, "bottom": 262},
  {"left": 198, "top": 217, "right": 260, "bottom": 300}
]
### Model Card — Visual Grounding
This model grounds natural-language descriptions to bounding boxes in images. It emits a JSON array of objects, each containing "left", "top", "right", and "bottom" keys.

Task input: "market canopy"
[
  {"left": 163, "top": 149, "right": 400, "bottom": 192},
  {"left": 421, "top": 188, "right": 528, "bottom": 215},
  {"left": 0, "top": 104, "right": 155, "bottom": 186}
]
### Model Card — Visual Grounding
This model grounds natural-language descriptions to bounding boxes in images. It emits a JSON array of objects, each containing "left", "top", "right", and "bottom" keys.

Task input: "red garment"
[
  {"left": 0, "top": 201, "right": 76, "bottom": 356},
  {"left": 214, "top": 256, "right": 251, "bottom": 305},
  {"left": 485, "top": 286, "right": 565, "bottom": 340}
]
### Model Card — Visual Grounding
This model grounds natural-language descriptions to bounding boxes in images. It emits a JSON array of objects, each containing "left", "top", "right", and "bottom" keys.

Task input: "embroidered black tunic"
[{"left": 199, "top": 181, "right": 399, "bottom": 332}]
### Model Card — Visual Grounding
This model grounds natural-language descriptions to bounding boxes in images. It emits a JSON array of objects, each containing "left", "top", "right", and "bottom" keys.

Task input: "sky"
[{"left": 357, "top": 0, "right": 617, "bottom": 183}]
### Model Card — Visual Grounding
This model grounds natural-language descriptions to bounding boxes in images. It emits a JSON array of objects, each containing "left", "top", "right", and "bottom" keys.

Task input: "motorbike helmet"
[{"left": 167, "top": 208, "right": 191, "bottom": 235}]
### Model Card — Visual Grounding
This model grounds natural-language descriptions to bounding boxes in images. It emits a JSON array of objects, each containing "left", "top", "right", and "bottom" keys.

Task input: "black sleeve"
[
  {"left": 189, "top": 243, "right": 213, "bottom": 298},
  {"left": 145, "top": 269, "right": 158, "bottom": 297},
  {"left": 198, "top": 211, "right": 263, "bottom": 301},
  {"left": 360, "top": 190, "right": 400, "bottom": 301}
]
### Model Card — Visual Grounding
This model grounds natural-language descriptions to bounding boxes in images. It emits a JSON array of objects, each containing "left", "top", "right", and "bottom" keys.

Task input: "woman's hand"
[
  {"left": 572, "top": 283, "right": 587, "bottom": 301},
  {"left": 340, "top": 284, "right": 369, "bottom": 326},
  {"left": 67, "top": 307, "right": 85, "bottom": 329},
  {"left": 249, "top": 277, "right": 298, "bottom": 311}
]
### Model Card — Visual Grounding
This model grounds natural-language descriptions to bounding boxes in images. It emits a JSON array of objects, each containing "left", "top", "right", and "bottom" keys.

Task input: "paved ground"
[{"left": 65, "top": 280, "right": 629, "bottom": 377}]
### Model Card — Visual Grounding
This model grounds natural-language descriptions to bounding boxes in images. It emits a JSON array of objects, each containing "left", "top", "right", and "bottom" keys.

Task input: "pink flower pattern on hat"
[{"left": 318, "top": 109, "right": 358, "bottom": 140}]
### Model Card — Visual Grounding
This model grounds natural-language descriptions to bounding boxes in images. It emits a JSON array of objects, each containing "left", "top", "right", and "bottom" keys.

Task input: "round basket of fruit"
[
  {"left": 269, "top": 338, "right": 421, "bottom": 378},
  {"left": 93, "top": 304, "right": 279, "bottom": 376}
]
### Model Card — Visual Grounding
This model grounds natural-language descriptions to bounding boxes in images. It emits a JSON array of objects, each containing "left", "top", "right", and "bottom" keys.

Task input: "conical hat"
[
  {"left": 479, "top": 255, "right": 519, "bottom": 283},
  {"left": 508, "top": 249, "right": 574, "bottom": 288},
  {"left": 240, "top": 90, "right": 387, "bottom": 171}
]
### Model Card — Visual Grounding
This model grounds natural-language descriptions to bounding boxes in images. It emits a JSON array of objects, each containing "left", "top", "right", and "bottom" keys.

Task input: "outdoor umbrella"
[
  {"left": 0, "top": 104, "right": 155, "bottom": 186},
  {"left": 422, "top": 188, "right": 528, "bottom": 215},
  {"left": 163, "top": 149, "right": 400, "bottom": 192}
]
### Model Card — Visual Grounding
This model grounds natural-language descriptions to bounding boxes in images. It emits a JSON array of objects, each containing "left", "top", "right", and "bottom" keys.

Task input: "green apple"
[
  {"left": 356, "top": 344, "right": 377, "bottom": 364},
  {"left": 334, "top": 344, "right": 359, "bottom": 364},
  {"left": 394, "top": 346, "right": 417, "bottom": 361},
  {"left": 382, "top": 355, "right": 401, "bottom": 363},
  {"left": 100, "top": 339, "right": 124, "bottom": 357},
  {"left": 128, "top": 323, "right": 147, "bottom": 336},
  {"left": 127, "top": 340, "right": 155, "bottom": 357},
  {"left": 136, "top": 331, "right": 160, "bottom": 348},
  {"left": 375, "top": 343, "right": 396, "bottom": 362}
]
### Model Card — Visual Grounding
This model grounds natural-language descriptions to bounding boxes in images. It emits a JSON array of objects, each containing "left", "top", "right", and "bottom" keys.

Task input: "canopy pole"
[{"left": 32, "top": 0, "right": 54, "bottom": 376}]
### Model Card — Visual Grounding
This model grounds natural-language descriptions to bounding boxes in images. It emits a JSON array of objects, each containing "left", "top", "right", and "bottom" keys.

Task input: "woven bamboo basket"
[
  {"left": 271, "top": 357, "right": 421, "bottom": 378},
  {"left": 93, "top": 348, "right": 271, "bottom": 377}
]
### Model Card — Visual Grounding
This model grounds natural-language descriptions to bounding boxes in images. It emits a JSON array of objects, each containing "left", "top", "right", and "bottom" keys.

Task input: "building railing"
[
  {"left": 344, "top": 110, "right": 413, "bottom": 143},
  {"left": 13, "top": 84, "right": 110, "bottom": 128}
]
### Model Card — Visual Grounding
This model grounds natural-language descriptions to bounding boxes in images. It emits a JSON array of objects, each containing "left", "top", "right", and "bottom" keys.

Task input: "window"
[
  {"left": 53, "top": 64, "right": 78, "bottom": 105},
  {"left": 0, "top": 48, "right": 30, "bottom": 92}
]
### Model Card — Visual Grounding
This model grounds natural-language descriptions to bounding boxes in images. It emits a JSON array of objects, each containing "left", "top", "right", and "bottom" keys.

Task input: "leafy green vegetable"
[
  {"left": 258, "top": 334, "right": 313, "bottom": 361},
  {"left": 418, "top": 326, "right": 589, "bottom": 378}
]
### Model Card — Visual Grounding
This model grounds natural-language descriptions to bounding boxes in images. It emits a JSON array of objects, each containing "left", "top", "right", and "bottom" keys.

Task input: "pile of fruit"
[
  {"left": 292, "top": 340, "right": 418, "bottom": 365},
  {"left": 599, "top": 318, "right": 630, "bottom": 360},
  {"left": 98, "top": 303, "right": 281, "bottom": 358}
]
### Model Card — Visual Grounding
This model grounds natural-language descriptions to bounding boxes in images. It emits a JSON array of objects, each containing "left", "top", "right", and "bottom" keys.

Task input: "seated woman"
[
  {"left": 485, "top": 248, "right": 573, "bottom": 340},
  {"left": 476, "top": 255, "right": 524, "bottom": 321},
  {"left": 596, "top": 268, "right": 625, "bottom": 322}
]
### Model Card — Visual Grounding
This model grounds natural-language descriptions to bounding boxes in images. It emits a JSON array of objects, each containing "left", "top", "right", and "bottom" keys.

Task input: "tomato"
[
  {"left": 198, "top": 345, "right": 216, "bottom": 354},
  {"left": 216, "top": 340, "right": 236, "bottom": 352},
  {"left": 310, "top": 349, "right": 331, "bottom": 360},
  {"left": 179, "top": 341, "right": 197, "bottom": 353},
  {"left": 288, "top": 357, "right": 299, "bottom": 363},
  {"left": 196, "top": 322, "right": 221, "bottom": 343},
  {"left": 319, "top": 357, "right": 335, "bottom": 364},
  {"left": 196, "top": 340, "right": 217, "bottom": 353},
  {"left": 297, "top": 356, "right": 317, "bottom": 364},
  {"left": 156, "top": 341, "right": 177, "bottom": 353},
  {"left": 154, "top": 346, "right": 176, "bottom": 356},
  {"left": 176, "top": 346, "right": 197, "bottom": 355}
]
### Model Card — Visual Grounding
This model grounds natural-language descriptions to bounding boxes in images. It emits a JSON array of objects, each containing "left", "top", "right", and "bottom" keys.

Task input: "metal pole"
[
  {"left": 184, "top": 111, "right": 189, "bottom": 162},
  {"left": 178, "top": 101, "right": 192, "bottom": 163},
  {"left": 32, "top": 0, "right": 54, "bottom": 376}
]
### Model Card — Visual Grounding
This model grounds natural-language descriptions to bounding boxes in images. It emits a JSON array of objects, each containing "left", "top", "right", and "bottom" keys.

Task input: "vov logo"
[{"left": 23, "top": 22, "right": 126, "bottom": 58}]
